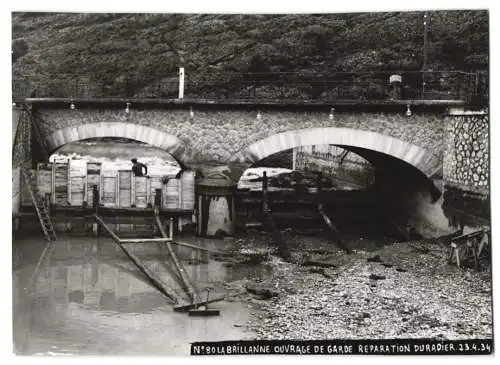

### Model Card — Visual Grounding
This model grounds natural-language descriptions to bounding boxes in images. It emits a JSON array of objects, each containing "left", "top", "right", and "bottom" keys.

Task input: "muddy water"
[{"left": 12, "top": 236, "right": 259, "bottom": 356}]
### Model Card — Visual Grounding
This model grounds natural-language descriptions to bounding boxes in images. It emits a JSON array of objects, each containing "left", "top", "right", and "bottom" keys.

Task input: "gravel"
[{"left": 238, "top": 240, "right": 492, "bottom": 340}]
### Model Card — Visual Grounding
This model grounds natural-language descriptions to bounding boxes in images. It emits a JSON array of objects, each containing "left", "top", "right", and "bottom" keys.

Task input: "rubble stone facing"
[{"left": 443, "top": 114, "right": 489, "bottom": 194}]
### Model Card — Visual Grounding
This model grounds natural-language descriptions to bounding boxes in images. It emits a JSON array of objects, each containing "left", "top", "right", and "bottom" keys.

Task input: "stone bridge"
[
  {"left": 26, "top": 100, "right": 457, "bottom": 178},
  {"left": 13, "top": 99, "right": 489, "bottom": 237}
]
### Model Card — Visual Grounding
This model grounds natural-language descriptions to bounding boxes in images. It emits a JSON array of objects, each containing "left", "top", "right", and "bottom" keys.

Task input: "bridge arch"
[
  {"left": 44, "top": 122, "right": 187, "bottom": 163},
  {"left": 230, "top": 127, "right": 440, "bottom": 178}
]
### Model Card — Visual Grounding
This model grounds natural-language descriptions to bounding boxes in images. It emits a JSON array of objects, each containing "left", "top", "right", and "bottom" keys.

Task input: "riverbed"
[{"left": 13, "top": 229, "right": 493, "bottom": 355}]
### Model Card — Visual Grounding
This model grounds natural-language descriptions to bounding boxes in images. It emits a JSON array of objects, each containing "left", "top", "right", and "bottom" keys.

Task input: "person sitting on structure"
[{"left": 131, "top": 158, "right": 148, "bottom": 177}]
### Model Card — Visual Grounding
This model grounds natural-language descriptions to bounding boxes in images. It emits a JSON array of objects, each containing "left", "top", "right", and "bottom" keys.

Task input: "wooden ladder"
[{"left": 21, "top": 168, "right": 57, "bottom": 242}]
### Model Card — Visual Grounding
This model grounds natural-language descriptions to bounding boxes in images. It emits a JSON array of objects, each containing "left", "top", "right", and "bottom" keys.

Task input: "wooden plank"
[
  {"left": 92, "top": 214, "right": 182, "bottom": 303},
  {"left": 25, "top": 205, "right": 193, "bottom": 217},
  {"left": 452, "top": 228, "right": 490, "bottom": 243},
  {"left": 174, "top": 295, "right": 226, "bottom": 312},
  {"left": 120, "top": 238, "right": 172, "bottom": 243}
]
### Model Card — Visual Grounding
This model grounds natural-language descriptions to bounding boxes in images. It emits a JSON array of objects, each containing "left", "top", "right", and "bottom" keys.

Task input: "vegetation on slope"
[{"left": 12, "top": 11, "right": 488, "bottom": 98}]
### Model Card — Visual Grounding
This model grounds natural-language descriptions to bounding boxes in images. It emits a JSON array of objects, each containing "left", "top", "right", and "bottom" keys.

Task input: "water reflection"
[{"left": 13, "top": 237, "right": 254, "bottom": 355}]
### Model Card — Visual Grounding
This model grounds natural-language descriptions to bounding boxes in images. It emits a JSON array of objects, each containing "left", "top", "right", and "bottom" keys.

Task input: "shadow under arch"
[
  {"left": 43, "top": 122, "right": 187, "bottom": 167},
  {"left": 229, "top": 127, "right": 441, "bottom": 178}
]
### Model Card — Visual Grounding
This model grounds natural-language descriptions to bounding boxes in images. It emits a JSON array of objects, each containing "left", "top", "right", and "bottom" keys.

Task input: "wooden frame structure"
[{"left": 447, "top": 228, "right": 490, "bottom": 269}]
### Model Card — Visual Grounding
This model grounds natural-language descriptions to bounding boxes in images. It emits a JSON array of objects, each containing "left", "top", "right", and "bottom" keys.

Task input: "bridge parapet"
[{"left": 13, "top": 70, "right": 488, "bottom": 108}]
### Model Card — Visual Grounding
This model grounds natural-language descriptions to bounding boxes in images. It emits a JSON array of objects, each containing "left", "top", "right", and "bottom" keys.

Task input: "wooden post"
[
  {"left": 92, "top": 185, "right": 99, "bottom": 236},
  {"left": 262, "top": 171, "right": 269, "bottom": 212},
  {"left": 131, "top": 174, "right": 136, "bottom": 207},
  {"left": 84, "top": 179, "right": 88, "bottom": 206},
  {"left": 197, "top": 194, "right": 203, "bottom": 236},
  {"left": 169, "top": 217, "right": 174, "bottom": 240},
  {"left": 154, "top": 189, "right": 162, "bottom": 209},
  {"left": 67, "top": 163, "right": 72, "bottom": 205},
  {"left": 116, "top": 172, "right": 120, "bottom": 207},
  {"left": 178, "top": 67, "right": 185, "bottom": 99},
  {"left": 44, "top": 193, "right": 51, "bottom": 215},
  {"left": 316, "top": 172, "right": 323, "bottom": 203},
  {"left": 294, "top": 172, "right": 300, "bottom": 197},
  {"left": 146, "top": 176, "right": 151, "bottom": 207},
  {"left": 153, "top": 189, "right": 162, "bottom": 235}
]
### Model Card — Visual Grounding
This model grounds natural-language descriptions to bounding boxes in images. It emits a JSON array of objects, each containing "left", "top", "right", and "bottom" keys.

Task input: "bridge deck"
[{"left": 20, "top": 97, "right": 466, "bottom": 109}]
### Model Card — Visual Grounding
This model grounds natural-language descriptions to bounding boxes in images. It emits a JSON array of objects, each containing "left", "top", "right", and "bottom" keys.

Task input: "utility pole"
[{"left": 422, "top": 11, "right": 429, "bottom": 98}]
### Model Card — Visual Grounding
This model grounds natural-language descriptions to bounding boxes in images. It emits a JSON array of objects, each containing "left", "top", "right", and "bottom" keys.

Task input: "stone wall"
[
  {"left": 34, "top": 108, "right": 444, "bottom": 173},
  {"left": 443, "top": 113, "right": 489, "bottom": 193},
  {"left": 442, "top": 112, "right": 490, "bottom": 226}
]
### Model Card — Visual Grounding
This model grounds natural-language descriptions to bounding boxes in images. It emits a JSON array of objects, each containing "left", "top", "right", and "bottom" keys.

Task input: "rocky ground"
[{"left": 222, "top": 231, "right": 493, "bottom": 340}]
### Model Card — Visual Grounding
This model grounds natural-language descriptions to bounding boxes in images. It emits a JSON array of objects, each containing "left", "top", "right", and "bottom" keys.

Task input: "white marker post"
[{"left": 178, "top": 67, "right": 185, "bottom": 99}]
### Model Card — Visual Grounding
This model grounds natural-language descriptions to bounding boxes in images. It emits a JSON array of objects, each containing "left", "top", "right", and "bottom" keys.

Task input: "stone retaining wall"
[
  {"left": 442, "top": 112, "right": 490, "bottom": 225},
  {"left": 443, "top": 113, "right": 489, "bottom": 193}
]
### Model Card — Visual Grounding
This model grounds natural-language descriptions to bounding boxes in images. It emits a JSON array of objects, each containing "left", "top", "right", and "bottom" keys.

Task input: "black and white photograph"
[{"left": 10, "top": 5, "right": 493, "bottom": 357}]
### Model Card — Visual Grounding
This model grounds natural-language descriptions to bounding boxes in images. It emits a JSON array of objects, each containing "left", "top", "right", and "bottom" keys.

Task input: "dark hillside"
[{"left": 12, "top": 11, "right": 488, "bottom": 99}]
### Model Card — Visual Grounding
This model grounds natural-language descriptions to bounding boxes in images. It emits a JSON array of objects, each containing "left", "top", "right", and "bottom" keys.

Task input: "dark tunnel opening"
[{"left": 241, "top": 144, "right": 451, "bottom": 242}]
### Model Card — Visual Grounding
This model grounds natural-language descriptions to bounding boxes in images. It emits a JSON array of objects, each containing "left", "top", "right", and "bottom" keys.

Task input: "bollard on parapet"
[{"left": 389, "top": 74, "right": 402, "bottom": 100}]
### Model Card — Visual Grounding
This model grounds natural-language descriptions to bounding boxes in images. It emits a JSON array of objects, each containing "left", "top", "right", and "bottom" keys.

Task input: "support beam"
[
  {"left": 318, "top": 203, "right": 352, "bottom": 254},
  {"left": 92, "top": 214, "right": 183, "bottom": 304},
  {"left": 120, "top": 237, "right": 223, "bottom": 254}
]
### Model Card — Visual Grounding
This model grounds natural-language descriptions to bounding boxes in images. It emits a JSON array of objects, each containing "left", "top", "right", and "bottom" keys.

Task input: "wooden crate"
[
  {"left": 165, "top": 178, "right": 180, "bottom": 209},
  {"left": 102, "top": 174, "right": 118, "bottom": 207},
  {"left": 134, "top": 176, "right": 149, "bottom": 208},
  {"left": 118, "top": 170, "right": 132, "bottom": 207},
  {"left": 54, "top": 163, "right": 69, "bottom": 205},
  {"left": 69, "top": 160, "right": 86, "bottom": 206},
  {"left": 69, "top": 176, "right": 85, "bottom": 206}
]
